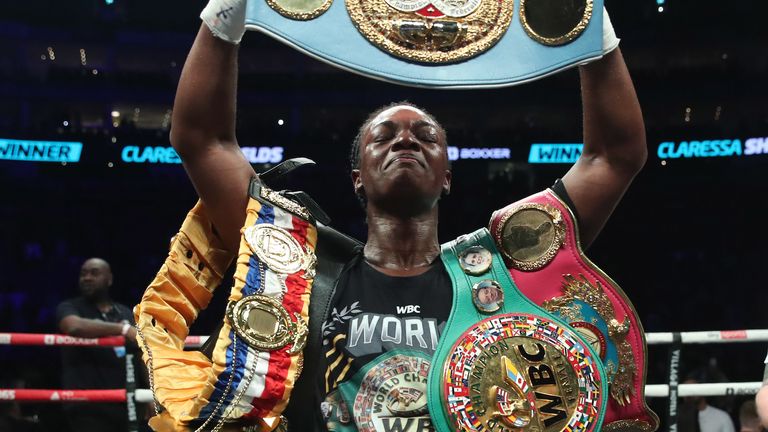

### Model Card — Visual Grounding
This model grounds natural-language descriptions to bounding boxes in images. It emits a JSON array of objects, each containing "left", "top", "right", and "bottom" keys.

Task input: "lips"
[{"left": 385, "top": 154, "right": 425, "bottom": 169}]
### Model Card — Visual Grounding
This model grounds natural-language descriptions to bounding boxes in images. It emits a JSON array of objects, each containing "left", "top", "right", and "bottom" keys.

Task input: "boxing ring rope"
[
  {"left": 0, "top": 389, "right": 130, "bottom": 402},
  {"left": 646, "top": 329, "right": 768, "bottom": 345},
  {"left": 2, "top": 382, "right": 761, "bottom": 403},
  {"left": 2, "top": 330, "right": 766, "bottom": 428}
]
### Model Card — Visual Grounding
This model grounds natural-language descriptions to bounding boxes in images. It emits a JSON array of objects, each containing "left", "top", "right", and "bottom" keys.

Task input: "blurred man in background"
[
  {"left": 56, "top": 258, "right": 136, "bottom": 432},
  {"left": 682, "top": 368, "right": 736, "bottom": 432}
]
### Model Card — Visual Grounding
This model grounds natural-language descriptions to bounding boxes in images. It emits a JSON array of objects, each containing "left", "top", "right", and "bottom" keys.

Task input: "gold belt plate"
[
  {"left": 346, "top": 0, "right": 515, "bottom": 63},
  {"left": 227, "top": 294, "right": 308, "bottom": 354},
  {"left": 443, "top": 314, "right": 603, "bottom": 431},
  {"left": 245, "top": 224, "right": 313, "bottom": 276}
]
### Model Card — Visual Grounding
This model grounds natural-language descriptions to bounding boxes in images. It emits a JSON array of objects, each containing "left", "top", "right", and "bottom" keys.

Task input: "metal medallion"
[
  {"left": 443, "top": 314, "right": 603, "bottom": 431},
  {"left": 495, "top": 203, "right": 565, "bottom": 271},
  {"left": 520, "top": 0, "right": 593, "bottom": 46},
  {"left": 346, "top": 0, "right": 515, "bottom": 63},
  {"left": 542, "top": 274, "right": 636, "bottom": 406},
  {"left": 459, "top": 246, "right": 493, "bottom": 275},
  {"left": 471, "top": 279, "right": 504, "bottom": 313},
  {"left": 227, "top": 294, "right": 308, "bottom": 354},
  {"left": 245, "top": 224, "right": 306, "bottom": 275},
  {"left": 265, "top": 0, "right": 333, "bottom": 20}
]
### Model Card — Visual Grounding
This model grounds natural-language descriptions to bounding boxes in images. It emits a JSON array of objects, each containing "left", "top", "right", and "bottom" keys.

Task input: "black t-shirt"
[
  {"left": 319, "top": 260, "right": 452, "bottom": 432},
  {"left": 55, "top": 297, "right": 135, "bottom": 390},
  {"left": 315, "top": 181, "right": 577, "bottom": 432}
]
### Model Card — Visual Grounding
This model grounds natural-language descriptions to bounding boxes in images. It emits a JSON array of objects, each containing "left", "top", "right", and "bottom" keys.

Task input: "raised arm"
[
  {"left": 171, "top": 0, "right": 255, "bottom": 252},
  {"left": 562, "top": 42, "right": 647, "bottom": 248}
]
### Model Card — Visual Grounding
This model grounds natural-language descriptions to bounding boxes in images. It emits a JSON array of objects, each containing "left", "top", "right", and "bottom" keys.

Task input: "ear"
[
  {"left": 351, "top": 169, "right": 363, "bottom": 194},
  {"left": 442, "top": 170, "right": 452, "bottom": 196}
]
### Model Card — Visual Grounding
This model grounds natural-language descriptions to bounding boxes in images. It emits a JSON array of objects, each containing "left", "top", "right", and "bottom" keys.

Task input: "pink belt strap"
[{"left": 489, "top": 189, "right": 659, "bottom": 431}]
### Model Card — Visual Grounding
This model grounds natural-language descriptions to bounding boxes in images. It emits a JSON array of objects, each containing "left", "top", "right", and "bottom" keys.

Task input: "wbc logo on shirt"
[{"left": 396, "top": 305, "right": 421, "bottom": 314}]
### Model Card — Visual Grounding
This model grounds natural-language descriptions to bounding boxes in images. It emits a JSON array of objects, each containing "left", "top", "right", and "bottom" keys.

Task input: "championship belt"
[
  {"left": 489, "top": 189, "right": 659, "bottom": 431},
  {"left": 134, "top": 183, "right": 317, "bottom": 431},
  {"left": 428, "top": 228, "right": 608, "bottom": 431},
  {"left": 244, "top": 0, "right": 604, "bottom": 88}
]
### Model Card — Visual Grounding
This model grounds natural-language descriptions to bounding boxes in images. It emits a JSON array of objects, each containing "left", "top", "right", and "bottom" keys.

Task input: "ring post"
[
  {"left": 666, "top": 332, "right": 682, "bottom": 430},
  {"left": 125, "top": 350, "right": 138, "bottom": 432}
]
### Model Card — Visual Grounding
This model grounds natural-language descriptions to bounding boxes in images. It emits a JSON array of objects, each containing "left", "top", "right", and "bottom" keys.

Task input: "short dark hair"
[
  {"left": 349, "top": 101, "right": 447, "bottom": 208},
  {"left": 739, "top": 400, "right": 758, "bottom": 421}
]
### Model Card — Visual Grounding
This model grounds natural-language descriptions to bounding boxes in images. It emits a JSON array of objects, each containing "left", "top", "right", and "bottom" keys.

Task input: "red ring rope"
[
  {"left": 0, "top": 389, "right": 127, "bottom": 402},
  {"left": 0, "top": 333, "right": 125, "bottom": 347},
  {"left": 0, "top": 332, "right": 208, "bottom": 347}
]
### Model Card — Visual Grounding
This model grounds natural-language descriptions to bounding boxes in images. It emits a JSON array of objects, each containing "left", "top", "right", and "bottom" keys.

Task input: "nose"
[{"left": 391, "top": 130, "right": 420, "bottom": 152}]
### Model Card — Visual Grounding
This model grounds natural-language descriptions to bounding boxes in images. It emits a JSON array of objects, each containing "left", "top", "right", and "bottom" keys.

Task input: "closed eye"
[
  {"left": 373, "top": 132, "right": 394, "bottom": 142},
  {"left": 413, "top": 121, "right": 439, "bottom": 143},
  {"left": 418, "top": 131, "right": 438, "bottom": 143},
  {"left": 370, "top": 123, "right": 395, "bottom": 143}
]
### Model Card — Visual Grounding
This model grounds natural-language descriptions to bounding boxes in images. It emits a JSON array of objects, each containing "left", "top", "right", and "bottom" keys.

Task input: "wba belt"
[
  {"left": 428, "top": 229, "right": 607, "bottom": 431},
  {"left": 244, "top": 0, "right": 604, "bottom": 88},
  {"left": 134, "top": 186, "right": 317, "bottom": 431}
]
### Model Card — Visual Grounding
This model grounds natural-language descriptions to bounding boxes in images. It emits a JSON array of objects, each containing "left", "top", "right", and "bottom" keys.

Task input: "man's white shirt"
[{"left": 699, "top": 405, "right": 736, "bottom": 432}]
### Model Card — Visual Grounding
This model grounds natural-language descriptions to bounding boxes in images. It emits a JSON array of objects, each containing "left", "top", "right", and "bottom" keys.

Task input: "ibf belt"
[
  {"left": 489, "top": 190, "right": 659, "bottom": 431},
  {"left": 244, "top": 0, "right": 603, "bottom": 88},
  {"left": 427, "top": 229, "right": 607, "bottom": 431},
  {"left": 134, "top": 186, "right": 317, "bottom": 431}
]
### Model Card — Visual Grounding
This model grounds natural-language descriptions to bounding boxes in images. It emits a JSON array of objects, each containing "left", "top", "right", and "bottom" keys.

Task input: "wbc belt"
[
  {"left": 134, "top": 184, "right": 317, "bottom": 431},
  {"left": 244, "top": 0, "right": 604, "bottom": 88},
  {"left": 428, "top": 229, "right": 607, "bottom": 432},
  {"left": 489, "top": 190, "right": 659, "bottom": 431}
]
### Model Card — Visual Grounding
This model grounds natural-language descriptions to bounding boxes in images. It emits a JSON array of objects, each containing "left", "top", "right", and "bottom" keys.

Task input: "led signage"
[
  {"left": 447, "top": 147, "right": 511, "bottom": 161},
  {"left": 121, "top": 146, "right": 284, "bottom": 164},
  {"left": 528, "top": 143, "right": 583, "bottom": 164},
  {"left": 0, "top": 139, "right": 82, "bottom": 162},
  {"left": 240, "top": 146, "right": 284, "bottom": 164},
  {"left": 530, "top": 137, "right": 767, "bottom": 164},
  {"left": 121, "top": 146, "right": 181, "bottom": 164},
  {"left": 744, "top": 137, "right": 768, "bottom": 155},
  {"left": 657, "top": 140, "right": 742, "bottom": 159}
]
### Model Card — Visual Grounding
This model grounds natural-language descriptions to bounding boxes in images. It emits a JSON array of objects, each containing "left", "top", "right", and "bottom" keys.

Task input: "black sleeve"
[
  {"left": 551, "top": 178, "right": 581, "bottom": 225},
  {"left": 56, "top": 299, "right": 80, "bottom": 323}
]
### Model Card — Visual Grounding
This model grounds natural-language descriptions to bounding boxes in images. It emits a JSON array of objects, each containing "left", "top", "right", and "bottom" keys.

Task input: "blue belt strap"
[{"left": 245, "top": 0, "right": 603, "bottom": 88}]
